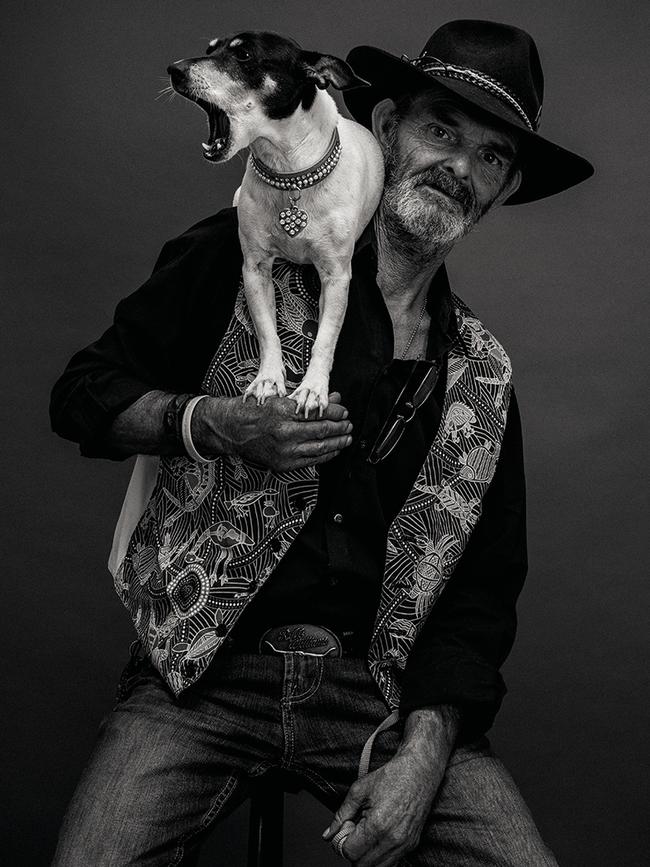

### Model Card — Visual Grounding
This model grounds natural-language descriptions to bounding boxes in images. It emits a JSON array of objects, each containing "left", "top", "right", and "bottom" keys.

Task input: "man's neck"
[{"left": 373, "top": 205, "right": 453, "bottom": 313}]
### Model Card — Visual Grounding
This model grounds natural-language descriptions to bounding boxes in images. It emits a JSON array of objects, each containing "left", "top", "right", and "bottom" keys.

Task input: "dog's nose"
[{"left": 167, "top": 61, "right": 189, "bottom": 85}]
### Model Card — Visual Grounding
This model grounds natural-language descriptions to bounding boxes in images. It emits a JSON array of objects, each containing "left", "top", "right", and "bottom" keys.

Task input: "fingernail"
[
  {"left": 322, "top": 826, "right": 331, "bottom": 839},
  {"left": 342, "top": 410, "right": 349, "bottom": 419},
  {"left": 346, "top": 435, "right": 353, "bottom": 445},
  {"left": 346, "top": 422, "right": 353, "bottom": 431}
]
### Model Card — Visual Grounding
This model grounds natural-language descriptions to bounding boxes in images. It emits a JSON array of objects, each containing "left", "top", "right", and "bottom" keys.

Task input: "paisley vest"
[{"left": 113, "top": 261, "right": 512, "bottom": 707}]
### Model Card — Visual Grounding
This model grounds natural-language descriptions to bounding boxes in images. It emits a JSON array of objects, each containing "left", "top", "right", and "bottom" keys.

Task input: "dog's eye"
[{"left": 231, "top": 46, "right": 252, "bottom": 62}]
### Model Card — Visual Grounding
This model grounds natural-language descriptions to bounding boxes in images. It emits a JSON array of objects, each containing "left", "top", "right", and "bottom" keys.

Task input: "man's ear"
[
  {"left": 300, "top": 51, "right": 370, "bottom": 90},
  {"left": 494, "top": 167, "right": 522, "bottom": 207},
  {"left": 371, "top": 98, "right": 398, "bottom": 146}
]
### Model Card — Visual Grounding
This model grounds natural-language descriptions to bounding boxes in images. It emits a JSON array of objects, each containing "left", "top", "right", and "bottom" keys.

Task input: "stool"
[{"left": 247, "top": 769, "right": 302, "bottom": 867}]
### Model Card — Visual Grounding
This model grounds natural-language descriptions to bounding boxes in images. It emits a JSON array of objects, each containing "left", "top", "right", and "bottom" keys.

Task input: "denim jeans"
[{"left": 52, "top": 650, "right": 558, "bottom": 866}]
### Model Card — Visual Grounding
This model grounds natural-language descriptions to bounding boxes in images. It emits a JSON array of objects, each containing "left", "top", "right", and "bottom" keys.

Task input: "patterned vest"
[{"left": 114, "top": 261, "right": 512, "bottom": 707}]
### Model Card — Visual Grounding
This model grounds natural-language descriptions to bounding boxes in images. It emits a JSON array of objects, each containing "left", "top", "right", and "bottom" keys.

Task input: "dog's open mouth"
[{"left": 199, "top": 100, "right": 231, "bottom": 161}]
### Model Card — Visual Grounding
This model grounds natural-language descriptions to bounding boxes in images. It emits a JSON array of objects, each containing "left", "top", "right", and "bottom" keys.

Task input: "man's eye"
[
  {"left": 482, "top": 150, "right": 502, "bottom": 167},
  {"left": 429, "top": 125, "right": 450, "bottom": 140}
]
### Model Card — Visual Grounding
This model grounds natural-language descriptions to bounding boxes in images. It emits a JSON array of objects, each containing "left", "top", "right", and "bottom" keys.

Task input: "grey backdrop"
[{"left": 3, "top": 0, "right": 648, "bottom": 864}]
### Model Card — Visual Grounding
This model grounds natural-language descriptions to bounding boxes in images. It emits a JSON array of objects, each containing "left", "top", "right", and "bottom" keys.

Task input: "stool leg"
[{"left": 247, "top": 777, "right": 284, "bottom": 867}]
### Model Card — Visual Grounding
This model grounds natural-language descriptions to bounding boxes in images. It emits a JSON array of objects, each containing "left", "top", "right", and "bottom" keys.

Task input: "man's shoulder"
[
  {"left": 451, "top": 293, "right": 512, "bottom": 368},
  {"left": 155, "top": 207, "right": 241, "bottom": 270},
  {"left": 171, "top": 206, "right": 240, "bottom": 249}
]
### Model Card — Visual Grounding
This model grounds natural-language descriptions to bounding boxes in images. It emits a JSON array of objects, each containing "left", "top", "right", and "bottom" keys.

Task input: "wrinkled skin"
[{"left": 193, "top": 390, "right": 353, "bottom": 472}]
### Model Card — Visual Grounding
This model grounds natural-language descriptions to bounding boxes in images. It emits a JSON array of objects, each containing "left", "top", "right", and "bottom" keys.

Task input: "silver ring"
[{"left": 332, "top": 830, "right": 349, "bottom": 859}]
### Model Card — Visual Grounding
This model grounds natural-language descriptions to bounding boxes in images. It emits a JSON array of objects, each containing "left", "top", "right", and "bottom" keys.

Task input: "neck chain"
[
  {"left": 249, "top": 128, "right": 342, "bottom": 237},
  {"left": 400, "top": 296, "right": 428, "bottom": 360}
]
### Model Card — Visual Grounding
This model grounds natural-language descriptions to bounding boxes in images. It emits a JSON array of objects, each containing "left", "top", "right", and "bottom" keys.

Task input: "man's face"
[{"left": 381, "top": 89, "right": 519, "bottom": 246}]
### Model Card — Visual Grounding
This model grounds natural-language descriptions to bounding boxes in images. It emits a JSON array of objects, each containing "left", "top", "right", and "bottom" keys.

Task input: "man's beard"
[{"left": 381, "top": 133, "right": 485, "bottom": 248}]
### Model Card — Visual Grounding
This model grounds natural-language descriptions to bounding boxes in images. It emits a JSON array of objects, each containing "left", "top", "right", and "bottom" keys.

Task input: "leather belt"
[{"left": 225, "top": 624, "right": 364, "bottom": 657}]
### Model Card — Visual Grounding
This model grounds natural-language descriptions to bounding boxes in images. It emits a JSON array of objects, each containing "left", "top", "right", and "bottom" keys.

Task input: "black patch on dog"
[{"left": 202, "top": 31, "right": 337, "bottom": 120}]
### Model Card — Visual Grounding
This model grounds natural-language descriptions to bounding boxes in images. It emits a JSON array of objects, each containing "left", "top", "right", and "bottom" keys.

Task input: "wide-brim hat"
[{"left": 344, "top": 20, "right": 594, "bottom": 204}]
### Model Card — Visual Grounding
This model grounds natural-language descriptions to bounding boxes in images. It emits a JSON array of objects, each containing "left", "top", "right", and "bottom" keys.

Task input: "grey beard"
[{"left": 381, "top": 134, "right": 484, "bottom": 251}]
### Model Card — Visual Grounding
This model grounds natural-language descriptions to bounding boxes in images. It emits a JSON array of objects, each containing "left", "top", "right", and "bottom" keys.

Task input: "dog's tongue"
[{"left": 202, "top": 105, "right": 229, "bottom": 160}]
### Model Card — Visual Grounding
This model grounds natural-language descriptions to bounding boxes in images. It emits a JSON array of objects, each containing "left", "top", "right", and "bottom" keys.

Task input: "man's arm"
[
  {"left": 50, "top": 209, "right": 353, "bottom": 468},
  {"left": 399, "top": 389, "right": 527, "bottom": 740},
  {"left": 97, "top": 388, "right": 353, "bottom": 472},
  {"left": 324, "top": 391, "right": 526, "bottom": 865},
  {"left": 323, "top": 705, "right": 459, "bottom": 866},
  {"left": 49, "top": 210, "right": 243, "bottom": 459}
]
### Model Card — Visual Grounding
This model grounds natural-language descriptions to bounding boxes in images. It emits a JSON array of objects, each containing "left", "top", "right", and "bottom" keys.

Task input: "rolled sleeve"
[
  {"left": 400, "top": 390, "right": 527, "bottom": 740},
  {"left": 49, "top": 209, "right": 242, "bottom": 459}
]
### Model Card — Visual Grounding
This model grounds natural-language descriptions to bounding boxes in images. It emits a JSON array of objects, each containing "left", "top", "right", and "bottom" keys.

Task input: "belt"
[{"left": 224, "top": 623, "right": 365, "bottom": 658}]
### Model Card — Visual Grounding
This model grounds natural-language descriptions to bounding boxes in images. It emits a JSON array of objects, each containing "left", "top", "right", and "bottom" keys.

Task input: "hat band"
[{"left": 404, "top": 54, "right": 538, "bottom": 131}]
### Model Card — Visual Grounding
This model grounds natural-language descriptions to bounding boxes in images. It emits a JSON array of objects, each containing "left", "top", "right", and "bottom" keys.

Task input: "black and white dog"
[{"left": 168, "top": 31, "right": 384, "bottom": 416}]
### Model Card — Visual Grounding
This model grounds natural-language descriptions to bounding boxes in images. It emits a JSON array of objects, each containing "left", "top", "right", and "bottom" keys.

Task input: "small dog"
[{"left": 168, "top": 31, "right": 384, "bottom": 416}]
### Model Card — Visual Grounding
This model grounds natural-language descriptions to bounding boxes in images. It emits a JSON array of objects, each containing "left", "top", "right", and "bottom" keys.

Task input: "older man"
[{"left": 50, "top": 19, "right": 592, "bottom": 867}]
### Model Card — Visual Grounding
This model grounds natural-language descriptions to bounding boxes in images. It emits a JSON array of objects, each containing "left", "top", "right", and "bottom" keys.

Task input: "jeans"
[{"left": 52, "top": 650, "right": 558, "bottom": 866}]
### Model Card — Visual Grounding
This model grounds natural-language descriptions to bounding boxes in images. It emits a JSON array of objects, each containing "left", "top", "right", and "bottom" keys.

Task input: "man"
[{"left": 50, "top": 20, "right": 592, "bottom": 867}]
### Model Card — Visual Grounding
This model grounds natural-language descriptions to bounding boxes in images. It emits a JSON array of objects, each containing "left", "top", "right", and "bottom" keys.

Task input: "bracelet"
[
  {"left": 163, "top": 393, "right": 194, "bottom": 451},
  {"left": 181, "top": 395, "right": 216, "bottom": 463}
]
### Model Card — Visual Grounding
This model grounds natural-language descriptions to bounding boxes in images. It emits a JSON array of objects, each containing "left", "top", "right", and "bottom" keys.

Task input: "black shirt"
[{"left": 50, "top": 208, "right": 528, "bottom": 740}]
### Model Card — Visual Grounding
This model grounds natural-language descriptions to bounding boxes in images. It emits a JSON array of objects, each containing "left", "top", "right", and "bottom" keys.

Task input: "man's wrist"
[
  {"left": 162, "top": 393, "right": 195, "bottom": 453},
  {"left": 190, "top": 395, "right": 233, "bottom": 459},
  {"left": 397, "top": 705, "right": 461, "bottom": 762}
]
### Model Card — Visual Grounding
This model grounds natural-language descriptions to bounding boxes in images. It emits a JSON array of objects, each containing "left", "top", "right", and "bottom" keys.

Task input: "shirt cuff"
[{"left": 399, "top": 652, "right": 507, "bottom": 741}]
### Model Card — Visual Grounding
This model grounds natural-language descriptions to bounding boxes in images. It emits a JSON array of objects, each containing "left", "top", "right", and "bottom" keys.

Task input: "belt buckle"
[{"left": 259, "top": 624, "right": 342, "bottom": 657}]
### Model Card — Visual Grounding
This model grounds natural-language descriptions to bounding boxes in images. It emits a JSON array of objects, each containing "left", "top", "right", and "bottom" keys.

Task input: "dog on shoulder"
[{"left": 168, "top": 31, "right": 384, "bottom": 416}]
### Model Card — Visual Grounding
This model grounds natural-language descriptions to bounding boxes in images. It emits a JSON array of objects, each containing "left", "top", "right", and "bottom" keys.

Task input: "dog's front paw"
[
  {"left": 243, "top": 367, "right": 287, "bottom": 405},
  {"left": 289, "top": 376, "right": 330, "bottom": 418}
]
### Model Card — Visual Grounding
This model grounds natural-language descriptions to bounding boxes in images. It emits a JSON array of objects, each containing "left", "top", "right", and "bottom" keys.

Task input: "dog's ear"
[{"left": 300, "top": 51, "right": 370, "bottom": 90}]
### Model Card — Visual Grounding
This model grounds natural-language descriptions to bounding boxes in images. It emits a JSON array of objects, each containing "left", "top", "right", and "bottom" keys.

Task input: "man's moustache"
[{"left": 414, "top": 169, "right": 475, "bottom": 212}]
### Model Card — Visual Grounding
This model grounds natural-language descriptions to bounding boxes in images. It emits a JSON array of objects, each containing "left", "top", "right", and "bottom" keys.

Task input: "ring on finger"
[{"left": 332, "top": 830, "right": 349, "bottom": 859}]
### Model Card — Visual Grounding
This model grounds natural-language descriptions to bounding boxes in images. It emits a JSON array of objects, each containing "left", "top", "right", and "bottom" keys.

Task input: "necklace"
[
  {"left": 399, "top": 297, "right": 428, "bottom": 360},
  {"left": 249, "top": 128, "right": 342, "bottom": 238}
]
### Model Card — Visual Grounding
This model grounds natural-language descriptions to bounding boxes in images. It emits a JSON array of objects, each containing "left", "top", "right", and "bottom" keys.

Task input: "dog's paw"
[
  {"left": 243, "top": 369, "right": 287, "bottom": 405},
  {"left": 289, "top": 378, "right": 330, "bottom": 419}
]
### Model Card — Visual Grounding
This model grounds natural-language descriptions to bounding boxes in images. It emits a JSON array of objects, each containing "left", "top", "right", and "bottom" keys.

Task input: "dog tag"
[{"left": 279, "top": 206, "right": 309, "bottom": 237}]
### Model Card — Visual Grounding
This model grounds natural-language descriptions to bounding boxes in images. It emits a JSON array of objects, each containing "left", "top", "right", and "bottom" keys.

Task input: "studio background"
[{"left": 3, "top": 1, "right": 647, "bottom": 864}]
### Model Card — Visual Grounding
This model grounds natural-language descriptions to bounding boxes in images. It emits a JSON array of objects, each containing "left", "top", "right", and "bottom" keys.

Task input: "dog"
[{"left": 168, "top": 31, "right": 384, "bottom": 416}]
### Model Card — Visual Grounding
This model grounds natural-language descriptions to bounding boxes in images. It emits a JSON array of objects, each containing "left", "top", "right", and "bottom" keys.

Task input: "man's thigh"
[
  {"left": 290, "top": 658, "right": 556, "bottom": 865},
  {"left": 407, "top": 739, "right": 558, "bottom": 867},
  {"left": 52, "top": 654, "right": 284, "bottom": 866}
]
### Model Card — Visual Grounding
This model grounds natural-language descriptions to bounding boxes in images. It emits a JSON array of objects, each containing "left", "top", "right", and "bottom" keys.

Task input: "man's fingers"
[
  {"left": 330, "top": 820, "right": 357, "bottom": 859},
  {"left": 323, "top": 782, "right": 365, "bottom": 840},
  {"left": 293, "top": 434, "right": 352, "bottom": 459},
  {"left": 288, "top": 419, "right": 353, "bottom": 444}
]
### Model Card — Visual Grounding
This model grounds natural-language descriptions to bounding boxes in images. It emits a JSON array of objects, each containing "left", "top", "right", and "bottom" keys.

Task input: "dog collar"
[
  {"left": 249, "top": 129, "right": 342, "bottom": 238},
  {"left": 250, "top": 128, "right": 342, "bottom": 191}
]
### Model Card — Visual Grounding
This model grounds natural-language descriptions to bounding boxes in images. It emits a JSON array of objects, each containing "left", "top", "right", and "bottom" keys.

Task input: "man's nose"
[{"left": 440, "top": 150, "right": 472, "bottom": 180}]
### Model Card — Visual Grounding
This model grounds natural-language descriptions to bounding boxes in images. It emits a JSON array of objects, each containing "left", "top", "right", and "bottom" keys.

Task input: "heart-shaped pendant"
[{"left": 279, "top": 206, "right": 309, "bottom": 237}]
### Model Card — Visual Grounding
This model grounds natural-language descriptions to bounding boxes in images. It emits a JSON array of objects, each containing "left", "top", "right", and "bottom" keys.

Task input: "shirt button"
[{"left": 333, "top": 513, "right": 344, "bottom": 524}]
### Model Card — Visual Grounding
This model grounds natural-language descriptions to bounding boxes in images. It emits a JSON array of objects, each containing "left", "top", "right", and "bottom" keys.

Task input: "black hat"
[{"left": 344, "top": 20, "right": 594, "bottom": 204}]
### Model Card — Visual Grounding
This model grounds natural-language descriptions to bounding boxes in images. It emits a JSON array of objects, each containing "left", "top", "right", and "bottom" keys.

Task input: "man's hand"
[
  {"left": 194, "top": 391, "right": 353, "bottom": 472},
  {"left": 322, "top": 706, "right": 459, "bottom": 866}
]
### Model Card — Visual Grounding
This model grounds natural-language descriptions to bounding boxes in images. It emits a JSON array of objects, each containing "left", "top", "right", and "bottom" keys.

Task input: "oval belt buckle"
[{"left": 259, "top": 624, "right": 342, "bottom": 657}]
